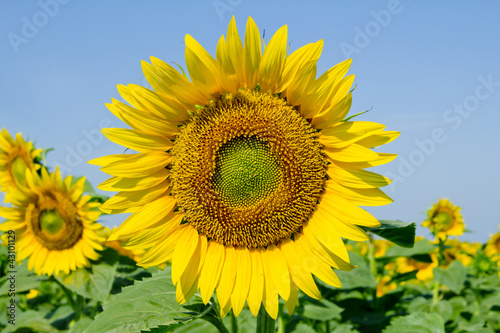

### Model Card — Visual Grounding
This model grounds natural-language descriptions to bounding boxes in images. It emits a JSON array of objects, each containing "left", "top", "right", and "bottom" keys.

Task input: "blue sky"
[{"left": 1, "top": 1, "right": 499, "bottom": 243}]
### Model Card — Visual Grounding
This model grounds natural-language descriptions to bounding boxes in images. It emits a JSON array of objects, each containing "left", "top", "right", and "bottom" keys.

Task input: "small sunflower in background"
[
  {"left": 422, "top": 198, "right": 465, "bottom": 240},
  {"left": 485, "top": 225, "right": 500, "bottom": 261},
  {"left": 0, "top": 128, "right": 43, "bottom": 192},
  {"left": 0, "top": 167, "right": 105, "bottom": 276},
  {"left": 92, "top": 16, "right": 398, "bottom": 318},
  {"left": 394, "top": 255, "right": 438, "bottom": 282}
]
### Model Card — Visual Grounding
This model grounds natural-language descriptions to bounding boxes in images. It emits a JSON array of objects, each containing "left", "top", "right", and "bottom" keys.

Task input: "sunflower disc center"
[
  {"left": 29, "top": 191, "right": 84, "bottom": 250},
  {"left": 171, "top": 89, "right": 326, "bottom": 248},
  {"left": 213, "top": 136, "right": 282, "bottom": 208},
  {"left": 39, "top": 210, "right": 65, "bottom": 236},
  {"left": 434, "top": 212, "right": 452, "bottom": 230}
]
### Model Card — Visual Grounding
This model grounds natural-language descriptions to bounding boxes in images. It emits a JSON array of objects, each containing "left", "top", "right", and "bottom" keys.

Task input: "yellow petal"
[
  {"left": 216, "top": 246, "right": 236, "bottom": 308},
  {"left": 260, "top": 247, "right": 279, "bottom": 320},
  {"left": 310, "top": 204, "right": 369, "bottom": 241},
  {"left": 146, "top": 57, "right": 208, "bottom": 106},
  {"left": 246, "top": 248, "right": 264, "bottom": 316},
  {"left": 199, "top": 240, "right": 225, "bottom": 304},
  {"left": 97, "top": 169, "right": 170, "bottom": 192},
  {"left": 286, "top": 282, "right": 299, "bottom": 315},
  {"left": 261, "top": 244, "right": 290, "bottom": 301},
  {"left": 311, "top": 93, "right": 352, "bottom": 129},
  {"left": 177, "top": 235, "right": 206, "bottom": 304},
  {"left": 321, "top": 190, "right": 380, "bottom": 228},
  {"left": 295, "top": 233, "right": 342, "bottom": 288},
  {"left": 100, "top": 152, "right": 171, "bottom": 178},
  {"left": 226, "top": 16, "right": 244, "bottom": 86},
  {"left": 230, "top": 247, "right": 252, "bottom": 317},
  {"left": 319, "top": 121, "right": 386, "bottom": 148},
  {"left": 300, "top": 225, "right": 352, "bottom": 271},
  {"left": 259, "top": 24, "right": 287, "bottom": 92},
  {"left": 106, "top": 98, "right": 180, "bottom": 138},
  {"left": 333, "top": 153, "right": 397, "bottom": 169},
  {"left": 243, "top": 17, "right": 262, "bottom": 89},
  {"left": 185, "top": 34, "right": 221, "bottom": 98},
  {"left": 107, "top": 193, "right": 177, "bottom": 240},
  {"left": 356, "top": 131, "right": 400, "bottom": 148},
  {"left": 324, "top": 143, "right": 379, "bottom": 163},
  {"left": 172, "top": 225, "right": 199, "bottom": 285},
  {"left": 327, "top": 164, "right": 391, "bottom": 189},
  {"left": 88, "top": 154, "right": 130, "bottom": 167},
  {"left": 101, "top": 128, "right": 172, "bottom": 153},
  {"left": 138, "top": 224, "right": 185, "bottom": 267},
  {"left": 279, "top": 238, "right": 321, "bottom": 300},
  {"left": 277, "top": 40, "right": 323, "bottom": 92},
  {"left": 216, "top": 36, "right": 239, "bottom": 94},
  {"left": 100, "top": 180, "right": 170, "bottom": 211},
  {"left": 325, "top": 180, "right": 394, "bottom": 206},
  {"left": 118, "top": 84, "right": 189, "bottom": 122}
]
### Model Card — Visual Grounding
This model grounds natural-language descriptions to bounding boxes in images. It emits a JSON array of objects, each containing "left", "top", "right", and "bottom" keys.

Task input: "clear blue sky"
[{"left": 1, "top": 1, "right": 499, "bottom": 243}]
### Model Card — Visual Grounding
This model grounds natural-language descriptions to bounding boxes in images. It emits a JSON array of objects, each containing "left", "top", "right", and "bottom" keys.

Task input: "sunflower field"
[{"left": 1, "top": 16, "right": 500, "bottom": 333}]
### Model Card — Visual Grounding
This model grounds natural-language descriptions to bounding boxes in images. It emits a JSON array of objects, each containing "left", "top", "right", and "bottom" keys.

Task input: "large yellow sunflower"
[
  {"left": 422, "top": 198, "right": 464, "bottom": 240},
  {"left": 0, "top": 167, "right": 105, "bottom": 276},
  {"left": 91, "top": 17, "right": 398, "bottom": 319},
  {"left": 0, "top": 128, "right": 43, "bottom": 193}
]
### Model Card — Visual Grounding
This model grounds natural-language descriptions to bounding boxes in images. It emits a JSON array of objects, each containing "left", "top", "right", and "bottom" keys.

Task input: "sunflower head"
[
  {"left": 422, "top": 198, "right": 464, "bottom": 240},
  {"left": 92, "top": 16, "right": 398, "bottom": 319},
  {"left": 485, "top": 226, "right": 500, "bottom": 261},
  {"left": 0, "top": 167, "right": 105, "bottom": 276},
  {"left": 0, "top": 129, "right": 43, "bottom": 192}
]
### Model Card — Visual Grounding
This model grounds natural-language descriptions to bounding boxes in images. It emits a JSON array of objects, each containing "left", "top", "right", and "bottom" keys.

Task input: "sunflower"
[
  {"left": 485, "top": 226, "right": 500, "bottom": 262},
  {"left": 91, "top": 17, "right": 398, "bottom": 319},
  {"left": 0, "top": 128, "right": 43, "bottom": 192},
  {"left": 0, "top": 167, "right": 105, "bottom": 276},
  {"left": 394, "top": 255, "right": 438, "bottom": 282},
  {"left": 422, "top": 198, "right": 464, "bottom": 240},
  {"left": 441, "top": 239, "right": 481, "bottom": 267}
]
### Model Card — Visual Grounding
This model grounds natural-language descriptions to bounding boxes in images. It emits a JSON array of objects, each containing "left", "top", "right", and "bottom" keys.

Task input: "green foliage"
[
  {"left": 363, "top": 220, "right": 416, "bottom": 248},
  {"left": 433, "top": 261, "right": 466, "bottom": 294},
  {"left": 383, "top": 312, "right": 445, "bottom": 333}
]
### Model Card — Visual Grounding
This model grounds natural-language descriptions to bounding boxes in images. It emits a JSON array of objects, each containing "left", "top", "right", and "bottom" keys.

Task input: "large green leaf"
[
  {"left": 84, "top": 267, "right": 192, "bottom": 333},
  {"left": 382, "top": 312, "right": 445, "bottom": 333},
  {"left": 333, "top": 253, "right": 377, "bottom": 289},
  {"left": 362, "top": 220, "right": 416, "bottom": 248},
  {"left": 433, "top": 261, "right": 466, "bottom": 294},
  {"left": 0, "top": 310, "right": 61, "bottom": 333},
  {"left": 303, "top": 299, "right": 343, "bottom": 321},
  {"left": 384, "top": 239, "right": 435, "bottom": 258},
  {"left": 0, "top": 260, "right": 46, "bottom": 295},
  {"left": 56, "top": 262, "right": 117, "bottom": 302}
]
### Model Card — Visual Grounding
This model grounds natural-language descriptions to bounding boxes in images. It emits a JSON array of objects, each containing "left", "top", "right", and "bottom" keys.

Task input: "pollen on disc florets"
[
  {"left": 171, "top": 89, "right": 326, "bottom": 248},
  {"left": 28, "top": 191, "right": 83, "bottom": 250}
]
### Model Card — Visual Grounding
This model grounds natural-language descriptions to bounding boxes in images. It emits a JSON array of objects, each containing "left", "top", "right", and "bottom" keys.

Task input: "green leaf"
[
  {"left": 303, "top": 299, "right": 343, "bottom": 321},
  {"left": 433, "top": 261, "right": 466, "bottom": 294},
  {"left": 384, "top": 239, "right": 435, "bottom": 258},
  {"left": 383, "top": 312, "right": 445, "bottom": 333},
  {"left": 0, "top": 310, "right": 61, "bottom": 333},
  {"left": 292, "top": 323, "right": 316, "bottom": 333},
  {"left": 68, "top": 317, "right": 94, "bottom": 333},
  {"left": 334, "top": 253, "right": 377, "bottom": 289},
  {"left": 85, "top": 267, "right": 192, "bottom": 333},
  {"left": 56, "top": 262, "right": 116, "bottom": 302},
  {"left": 362, "top": 220, "right": 416, "bottom": 248},
  {"left": 0, "top": 260, "right": 46, "bottom": 295}
]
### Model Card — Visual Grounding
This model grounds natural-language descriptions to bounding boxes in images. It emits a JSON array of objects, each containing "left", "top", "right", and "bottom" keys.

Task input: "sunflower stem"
[
  {"left": 368, "top": 235, "right": 378, "bottom": 307},
  {"left": 231, "top": 310, "right": 238, "bottom": 333},
  {"left": 50, "top": 276, "right": 77, "bottom": 315},
  {"left": 256, "top": 306, "right": 275, "bottom": 333},
  {"left": 75, "top": 294, "right": 85, "bottom": 320}
]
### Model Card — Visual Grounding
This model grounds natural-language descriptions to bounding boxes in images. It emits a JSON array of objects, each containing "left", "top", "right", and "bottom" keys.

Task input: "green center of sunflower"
[
  {"left": 213, "top": 136, "right": 282, "bottom": 207},
  {"left": 39, "top": 210, "right": 65, "bottom": 235},
  {"left": 11, "top": 156, "right": 28, "bottom": 185},
  {"left": 29, "top": 191, "right": 84, "bottom": 251},
  {"left": 434, "top": 212, "right": 452, "bottom": 230},
  {"left": 171, "top": 89, "right": 326, "bottom": 248}
]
